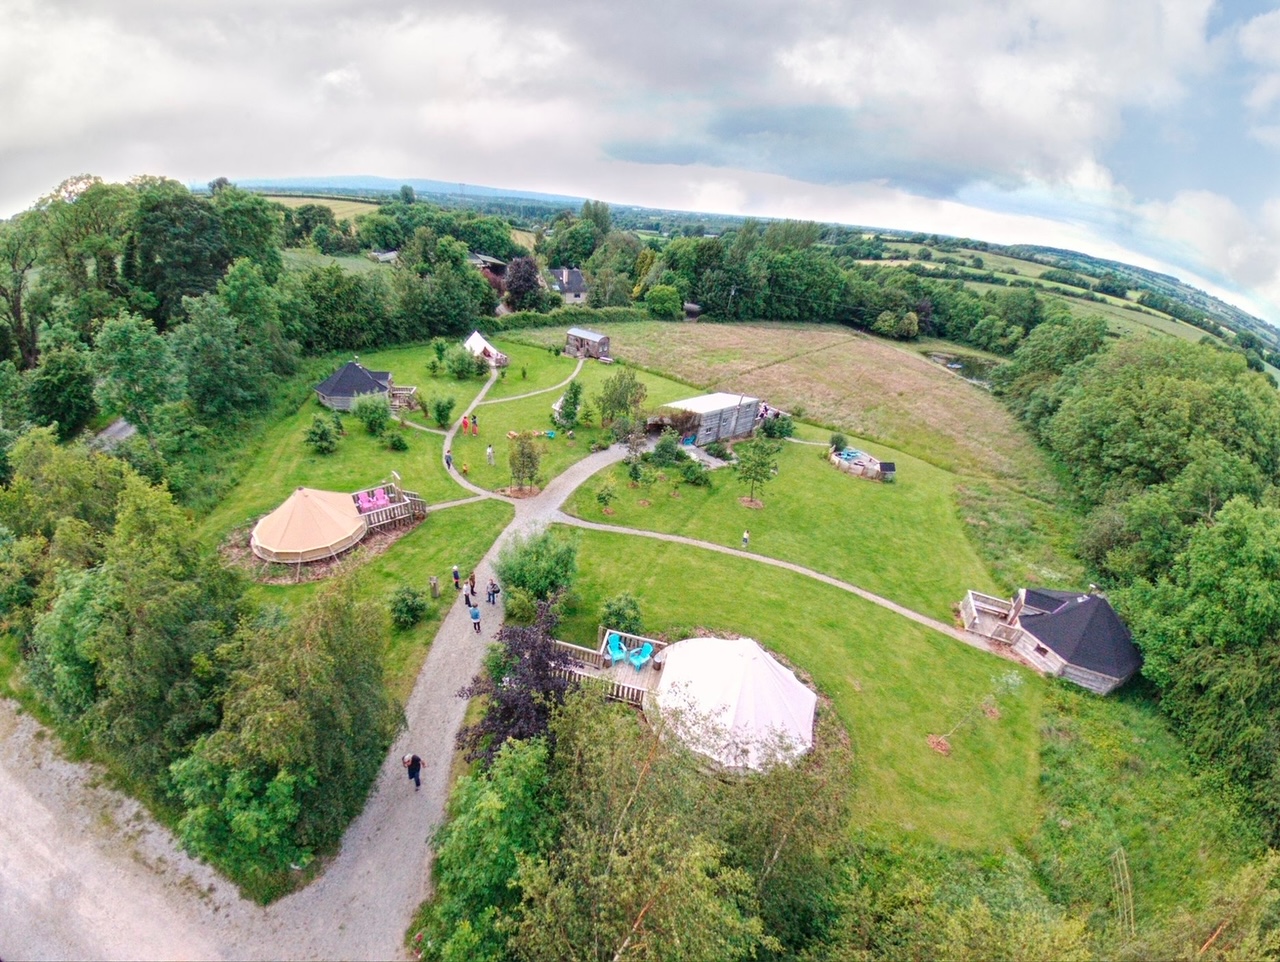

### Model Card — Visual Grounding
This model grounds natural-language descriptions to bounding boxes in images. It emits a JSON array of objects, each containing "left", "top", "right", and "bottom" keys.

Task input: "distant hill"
[{"left": 229, "top": 175, "right": 584, "bottom": 207}]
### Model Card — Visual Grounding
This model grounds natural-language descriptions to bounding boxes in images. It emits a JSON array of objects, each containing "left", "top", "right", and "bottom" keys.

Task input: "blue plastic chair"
[
  {"left": 606, "top": 632, "right": 628, "bottom": 666},
  {"left": 628, "top": 642, "right": 654, "bottom": 672}
]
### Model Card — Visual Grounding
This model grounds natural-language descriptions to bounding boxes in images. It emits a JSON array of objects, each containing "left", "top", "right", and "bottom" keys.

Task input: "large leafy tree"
[
  {"left": 93, "top": 312, "right": 180, "bottom": 441},
  {"left": 26, "top": 344, "right": 97, "bottom": 440},
  {"left": 0, "top": 209, "right": 45, "bottom": 367},
  {"left": 170, "top": 294, "right": 269, "bottom": 420},
  {"left": 210, "top": 186, "right": 283, "bottom": 283},
  {"left": 129, "top": 180, "right": 230, "bottom": 324},
  {"left": 172, "top": 579, "right": 400, "bottom": 883}
]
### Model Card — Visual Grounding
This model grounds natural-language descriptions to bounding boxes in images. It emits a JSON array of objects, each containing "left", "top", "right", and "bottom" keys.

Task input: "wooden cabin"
[
  {"left": 565, "top": 327, "right": 610, "bottom": 359},
  {"left": 662, "top": 393, "right": 759, "bottom": 445},
  {"left": 960, "top": 588, "right": 1141, "bottom": 694},
  {"left": 314, "top": 360, "right": 417, "bottom": 412}
]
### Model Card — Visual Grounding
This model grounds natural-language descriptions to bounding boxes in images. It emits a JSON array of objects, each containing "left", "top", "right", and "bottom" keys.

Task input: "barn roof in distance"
[
  {"left": 566, "top": 326, "right": 606, "bottom": 341},
  {"left": 315, "top": 361, "right": 391, "bottom": 398},
  {"left": 667, "top": 392, "right": 761, "bottom": 414},
  {"left": 1019, "top": 593, "right": 1141, "bottom": 679}
]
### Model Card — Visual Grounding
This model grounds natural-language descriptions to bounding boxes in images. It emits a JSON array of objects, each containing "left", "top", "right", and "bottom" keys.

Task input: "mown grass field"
[
  {"left": 510, "top": 321, "right": 1083, "bottom": 593},
  {"left": 566, "top": 439, "right": 998, "bottom": 620},
  {"left": 555, "top": 528, "right": 1042, "bottom": 849},
  {"left": 281, "top": 248, "right": 384, "bottom": 274}
]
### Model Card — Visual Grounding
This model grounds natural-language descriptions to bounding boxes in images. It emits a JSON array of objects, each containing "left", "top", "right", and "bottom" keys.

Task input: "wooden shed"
[
  {"left": 664, "top": 393, "right": 759, "bottom": 445},
  {"left": 565, "top": 327, "right": 610, "bottom": 359}
]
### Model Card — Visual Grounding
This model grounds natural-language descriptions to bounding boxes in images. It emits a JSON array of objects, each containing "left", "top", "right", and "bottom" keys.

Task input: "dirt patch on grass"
[
  {"left": 495, "top": 486, "right": 543, "bottom": 498},
  {"left": 738, "top": 497, "right": 764, "bottom": 509},
  {"left": 220, "top": 521, "right": 423, "bottom": 584}
]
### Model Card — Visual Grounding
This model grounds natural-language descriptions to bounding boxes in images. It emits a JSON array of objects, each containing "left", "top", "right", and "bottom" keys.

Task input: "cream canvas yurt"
[
  {"left": 463, "top": 330, "right": 509, "bottom": 367},
  {"left": 250, "top": 487, "right": 368, "bottom": 564},
  {"left": 654, "top": 637, "right": 817, "bottom": 771}
]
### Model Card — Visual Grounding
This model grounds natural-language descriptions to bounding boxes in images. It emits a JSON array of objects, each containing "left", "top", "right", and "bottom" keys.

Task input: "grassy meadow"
[{"left": 264, "top": 194, "right": 384, "bottom": 222}]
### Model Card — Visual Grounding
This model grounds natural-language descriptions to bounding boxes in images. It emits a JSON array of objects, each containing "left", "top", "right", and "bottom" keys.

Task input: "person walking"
[
  {"left": 486, "top": 578, "right": 500, "bottom": 604},
  {"left": 742, "top": 529, "right": 750, "bottom": 548},
  {"left": 445, "top": 449, "right": 453, "bottom": 470},
  {"left": 486, "top": 444, "right": 495, "bottom": 466},
  {"left": 452, "top": 564, "right": 461, "bottom": 590},
  {"left": 403, "top": 753, "right": 422, "bottom": 791},
  {"left": 463, "top": 585, "right": 472, "bottom": 608},
  {"left": 468, "top": 571, "right": 477, "bottom": 596},
  {"left": 462, "top": 414, "right": 469, "bottom": 434},
  {"left": 470, "top": 603, "right": 482, "bottom": 634}
]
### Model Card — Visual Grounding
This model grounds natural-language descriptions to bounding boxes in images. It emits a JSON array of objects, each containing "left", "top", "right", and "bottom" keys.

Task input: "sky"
[{"left": 4, "top": 0, "right": 1280, "bottom": 321}]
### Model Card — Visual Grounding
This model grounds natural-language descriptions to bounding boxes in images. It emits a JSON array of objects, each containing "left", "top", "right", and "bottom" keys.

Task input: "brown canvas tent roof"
[{"left": 250, "top": 487, "right": 368, "bottom": 564}]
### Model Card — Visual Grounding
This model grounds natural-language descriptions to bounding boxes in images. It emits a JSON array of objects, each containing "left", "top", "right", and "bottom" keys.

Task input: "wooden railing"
[
  {"left": 596, "top": 627, "right": 668, "bottom": 657},
  {"left": 553, "top": 639, "right": 605, "bottom": 669},
  {"left": 554, "top": 666, "right": 647, "bottom": 707}
]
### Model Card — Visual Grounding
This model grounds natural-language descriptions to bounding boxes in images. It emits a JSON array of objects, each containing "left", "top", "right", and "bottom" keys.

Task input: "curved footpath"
[{"left": 2, "top": 420, "right": 995, "bottom": 961}]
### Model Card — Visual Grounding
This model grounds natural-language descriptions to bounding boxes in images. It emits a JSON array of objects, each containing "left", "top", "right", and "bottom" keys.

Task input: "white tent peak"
[{"left": 654, "top": 637, "right": 817, "bottom": 771}]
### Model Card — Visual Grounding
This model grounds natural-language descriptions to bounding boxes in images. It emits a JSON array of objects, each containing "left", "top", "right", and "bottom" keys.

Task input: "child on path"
[
  {"left": 486, "top": 444, "right": 495, "bottom": 465},
  {"left": 445, "top": 449, "right": 453, "bottom": 470},
  {"left": 470, "top": 604, "right": 482, "bottom": 634},
  {"left": 452, "top": 565, "right": 460, "bottom": 590},
  {"left": 742, "top": 529, "right": 750, "bottom": 548},
  {"left": 486, "top": 578, "right": 500, "bottom": 604},
  {"left": 403, "top": 753, "right": 422, "bottom": 791}
]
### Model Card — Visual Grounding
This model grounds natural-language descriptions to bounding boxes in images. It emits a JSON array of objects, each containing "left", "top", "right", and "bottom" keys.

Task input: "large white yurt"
[
  {"left": 250, "top": 487, "right": 368, "bottom": 564},
  {"left": 654, "top": 637, "right": 817, "bottom": 771}
]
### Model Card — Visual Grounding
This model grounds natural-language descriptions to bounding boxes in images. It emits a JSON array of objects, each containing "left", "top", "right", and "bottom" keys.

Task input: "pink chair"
[
  {"left": 373, "top": 487, "right": 391, "bottom": 509},
  {"left": 356, "top": 492, "right": 374, "bottom": 513}
]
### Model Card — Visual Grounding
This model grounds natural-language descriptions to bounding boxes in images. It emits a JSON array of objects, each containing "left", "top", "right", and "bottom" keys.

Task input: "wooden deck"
[
  {"left": 552, "top": 630, "right": 669, "bottom": 708},
  {"left": 351, "top": 482, "right": 428, "bottom": 530}
]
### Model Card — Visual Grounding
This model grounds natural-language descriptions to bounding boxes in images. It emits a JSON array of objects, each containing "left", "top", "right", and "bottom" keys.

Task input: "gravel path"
[
  {"left": 1, "top": 425, "right": 996, "bottom": 961},
  {"left": 476, "top": 357, "right": 584, "bottom": 406}
]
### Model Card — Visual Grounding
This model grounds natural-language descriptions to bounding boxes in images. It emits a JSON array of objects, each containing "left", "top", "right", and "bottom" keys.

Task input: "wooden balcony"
[{"left": 551, "top": 629, "right": 670, "bottom": 708}]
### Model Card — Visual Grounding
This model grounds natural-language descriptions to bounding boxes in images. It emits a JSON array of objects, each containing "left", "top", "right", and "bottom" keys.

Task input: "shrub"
[
  {"left": 387, "top": 432, "right": 408, "bottom": 452},
  {"left": 446, "top": 345, "right": 477, "bottom": 379},
  {"left": 650, "top": 428, "right": 686, "bottom": 467},
  {"left": 829, "top": 432, "right": 847, "bottom": 452},
  {"left": 330, "top": 411, "right": 345, "bottom": 436},
  {"left": 610, "top": 415, "right": 635, "bottom": 444},
  {"left": 351, "top": 393, "right": 391, "bottom": 436},
  {"left": 389, "top": 585, "right": 428, "bottom": 630},
  {"left": 680, "top": 459, "right": 710, "bottom": 487},
  {"left": 596, "top": 479, "right": 617, "bottom": 509},
  {"left": 429, "top": 396, "right": 456, "bottom": 429},
  {"left": 305, "top": 414, "right": 338, "bottom": 454},
  {"left": 704, "top": 441, "right": 732, "bottom": 461},
  {"left": 645, "top": 284, "right": 682, "bottom": 320},
  {"left": 494, "top": 530, "right": 577, "bottom": 601},
  {"left": 760, "top": 414, "right": 795, "bottom": 439},
  {"left": 504, "top": 585, "right": 537, "bottom": 625},
  {"left": 600, "top": 592, "right": 643, "bottom": 635}
]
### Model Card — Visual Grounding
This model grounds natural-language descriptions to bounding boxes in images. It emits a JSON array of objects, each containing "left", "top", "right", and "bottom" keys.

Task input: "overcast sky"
[{"left": 5, "top": 0, "right": 1280, "bottom": 320}]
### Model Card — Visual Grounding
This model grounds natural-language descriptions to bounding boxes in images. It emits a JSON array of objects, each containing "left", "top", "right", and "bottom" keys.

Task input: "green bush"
[
  {"left": 446, "top": 345, "right": 478, "bottom": 379},
  {"left": 704, "top": 441, "right": 732, "bottom": 461},
  {"left": 389, "top": 585, "right": 428, "bottom": 630},
  {"left": 305, "top": 414, "right": 338, "bottom": 454},
  {"left": 429, "top": 396, "right": 456, "bottom": 429},
  {"left": 644, "top": 284, "right": 682, "bottom": 320},
  {"left": 386, "top": 432, "right": 408, "bottom": 452},
  {"left": 600, "top": 592, "right": 643, "bottom": 635},
  {"left": 680, "top": 459, "right": 710, "bottom": 487},
  {"left": 829, "top": 432, "right": 847, "bottom": 452},
  {"left": 494, "top": 530, "right": 578, "bottom": 601},
  {"left": 504, "top": 585, "right": 537, "bottom": 625},
  {"left": 649, "top": 428, "right": 687, "bottom": 467},
  {"left": 351, "top": 393, "right": 391, "bottom": 436},
  {"left": 759, "top": 414, "right": 795, "bottom": 439},
  {"left": 596, "top": 479, "right": 617, "bottom": 509}
]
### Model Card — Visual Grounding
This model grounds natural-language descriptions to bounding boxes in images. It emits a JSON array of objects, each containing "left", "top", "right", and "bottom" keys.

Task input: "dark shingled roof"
[
  {"left": 1023, "top": 587, "right": 1080, "bottom": 614},
  {"left": 1019, "top": 594, "right": 1142, "bottom": 680},
  {"left": 555, "top": 268, "right": 588, "bottom": 295},
  {"left": 315, "top": 361, "right": 390, "bottom": 399}
]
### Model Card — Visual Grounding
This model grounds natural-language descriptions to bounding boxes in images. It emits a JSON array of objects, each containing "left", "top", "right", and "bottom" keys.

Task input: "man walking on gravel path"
[{"left": 402, "top": 754, "right": 422, "bottom": 791}]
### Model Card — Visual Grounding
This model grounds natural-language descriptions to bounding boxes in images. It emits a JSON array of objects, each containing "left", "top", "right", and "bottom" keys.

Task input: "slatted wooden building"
[{"left": 665, "top": 393, "right": 760, "bottom": 445}]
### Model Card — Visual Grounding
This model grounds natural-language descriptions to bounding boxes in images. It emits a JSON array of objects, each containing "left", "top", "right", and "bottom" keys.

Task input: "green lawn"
[
  {"left": 452, "top": 360, "right": 694, "bottom": 492},
  {"left": 281, "top": 248, "right": 385, "bottom": 274},
  {"left": 249, "top": 499, "right": 514, "bottom": 701},
  {"left": 555, "top": 528, "right": 1042, "bottom": 850},
  {"left": 565, "top": 438, "right": 998, "bottom": 620},
  {"left": 480, "top": 340, "right": 580, "bottom": 401}
]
